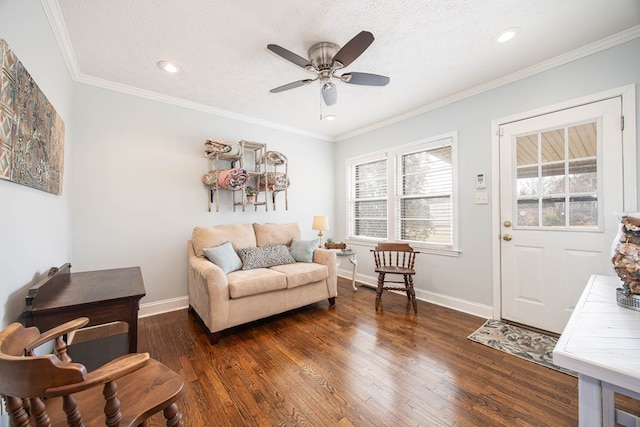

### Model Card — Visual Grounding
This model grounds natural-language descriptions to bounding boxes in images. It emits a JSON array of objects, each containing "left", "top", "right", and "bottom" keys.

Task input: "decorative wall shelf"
[{"left": 202, "top": 139, "right": 289, "bottom": 212}]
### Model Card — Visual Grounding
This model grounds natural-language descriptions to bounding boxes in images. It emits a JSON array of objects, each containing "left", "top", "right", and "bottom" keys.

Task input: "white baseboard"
[
  {"left": 342, "top": 270, "right": 493, "bottom": 319},
  {"left": 139, "top": 272, "right": 492, "bottom": 320},
  {"left": 139, "top": 296, "right": 189, "bottom": 318}
]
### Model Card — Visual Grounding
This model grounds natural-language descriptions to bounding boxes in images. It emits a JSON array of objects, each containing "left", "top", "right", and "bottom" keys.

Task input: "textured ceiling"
[{"left": 46, "top": 0, "right": 640, "bottom": 141}]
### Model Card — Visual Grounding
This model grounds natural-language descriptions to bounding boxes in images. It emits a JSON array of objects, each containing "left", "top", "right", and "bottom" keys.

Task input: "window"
[
  {"left": 347, "top": 134, "right": 457, "bottom": 253},
  {"left": 515, "top": 121, "right": 598, "bottom": 229}
]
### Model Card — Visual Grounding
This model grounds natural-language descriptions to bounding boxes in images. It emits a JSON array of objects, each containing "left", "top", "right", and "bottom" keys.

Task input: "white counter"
[{"left": 553, "top": 274, "right": 640, "bottom": 426}]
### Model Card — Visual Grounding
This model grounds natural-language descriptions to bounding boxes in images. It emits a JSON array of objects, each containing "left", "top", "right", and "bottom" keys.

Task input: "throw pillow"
[
  {"left": 289, "top": 238, "right": 318, "bottom": 263},
  {"left": 237, "top": 245, "right": 296, "bottom": 270},
  {"left": 203, "top": 241, "right": 243, "bottom": 274}
]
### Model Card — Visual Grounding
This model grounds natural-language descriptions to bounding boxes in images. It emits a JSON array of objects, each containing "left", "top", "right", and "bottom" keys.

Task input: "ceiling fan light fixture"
[
  {"left": 157, "top": 60, "right": 181, "bottom": 73},
  {"left": 267, "top": 30, "right": 389, "bottom": 107},
  {"left": 494, "top": 27, "right": 520, "bottom": 43}
]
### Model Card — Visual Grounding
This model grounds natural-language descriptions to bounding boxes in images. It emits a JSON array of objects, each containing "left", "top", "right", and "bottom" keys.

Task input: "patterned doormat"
[{"left": 468, "top": 319, "right": 576, "bottom": 376}]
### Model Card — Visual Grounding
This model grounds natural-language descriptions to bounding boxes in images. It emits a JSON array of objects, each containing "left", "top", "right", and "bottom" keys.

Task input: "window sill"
[{"left": 346, "top": 238, "right": 460, "bottom": 257}]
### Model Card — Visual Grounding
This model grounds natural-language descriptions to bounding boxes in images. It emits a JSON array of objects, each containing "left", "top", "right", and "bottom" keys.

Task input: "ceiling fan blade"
[
  {"left": 270, "top": 79, "right": 313, "bottom": 93},
  {"left": 321, "top": 82, "right": 337, "bottom": 106},
  {"left": 341, "top": 72, "right": 390, "bottom": 86},
  {"left": 332, "top": 31, "right": 374, "bottom": 68},
  {"left": 267, "top": 44, "right": 313, "bottom": 69}
]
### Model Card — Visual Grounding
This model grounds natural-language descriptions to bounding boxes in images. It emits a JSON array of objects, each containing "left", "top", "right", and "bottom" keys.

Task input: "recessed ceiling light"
[
  {"left": 494, "top": 27, "right": 520, "bottom": 43},
  {"left": 157, "top": 60, "right": 181, "bottom": 73},
  {"left": 323, "top": 115, "right": 336, "bottom": 121}
]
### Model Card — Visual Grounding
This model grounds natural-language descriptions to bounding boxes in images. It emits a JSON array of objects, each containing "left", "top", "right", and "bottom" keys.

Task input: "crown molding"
[
  {"left": 40, "top": 0, "right": 81, "bottom": 79},
  {"left": 74, "top": 73, "right": 333, "bottom": 141},
  {"left": 40, "top": 0, "right": 333, "bottom": 142},
  {"left": 335, "top": 25, "right": 640, "bottom": 142},
  {"left": 42, "top": 0, "right": 638, "bottom": 144}
]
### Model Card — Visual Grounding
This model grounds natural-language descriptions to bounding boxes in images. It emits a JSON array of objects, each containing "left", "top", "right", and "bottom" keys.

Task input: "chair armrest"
[
  {"left": 44, "top": 353, "right": 150, "bottom": 397},
  {"left": 24, "top": 317, "right": 90, "bottom": 353}
]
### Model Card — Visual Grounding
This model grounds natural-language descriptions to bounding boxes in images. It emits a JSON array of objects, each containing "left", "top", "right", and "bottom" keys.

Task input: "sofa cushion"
[
  {"left": 253, "top": 222, "right": 301, "bottom": 247},
  {"left": 192, "top": 224, "right": 256, "bottom": 257},
  {"left": 289, "top": 238, "right": 318, "bottom": 263},
  {"left": 237, "top": 245, "right": 296, "bottom": 270},
  {"left": 228, "top": 269, "right": 287, "bottom": 298},
  {"left": 202, "top": 241, "right": 243, "bottom": 274},
  {"left": 270, "top": 263, "right": 329, "bottom": 289}
]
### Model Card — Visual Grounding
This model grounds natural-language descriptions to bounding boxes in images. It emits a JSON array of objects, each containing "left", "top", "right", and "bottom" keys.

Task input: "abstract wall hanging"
[{"left": 0, "top": 38, "right": 65, "bottom": 195}]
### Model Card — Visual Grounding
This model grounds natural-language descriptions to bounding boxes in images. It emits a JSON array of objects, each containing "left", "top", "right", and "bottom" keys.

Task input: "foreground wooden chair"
[
  {"left": 371, "top": 242, "right": 420, "bottom": 314},
  {"left": 0, "top": 317, "right": 184, "bottom": 426}
]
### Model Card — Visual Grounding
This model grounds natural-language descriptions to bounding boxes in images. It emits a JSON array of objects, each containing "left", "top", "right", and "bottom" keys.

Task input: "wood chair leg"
[
  {"left": 163, "top": 402, "right": 183, "bottom": 427},
  {"left": 328, "top": 297, "right": 336, "bottom": 305},
  {"left": 103, "top": 381, "right": 122, "bottom": 427},
  {"left": 29, "top": 397, "right": 50, "bottom": 427},
  {"left": 404, "top": 275, "right": 411, "bottom": 300},
  {"left": 375, "top": 273, "right": 385, "bottom": 311},
  {"left": 6, "top": 396, "right": 30, "bottom": 427},
  {"left": 408, "top": 276, "right": 417, "bottom": 314}
]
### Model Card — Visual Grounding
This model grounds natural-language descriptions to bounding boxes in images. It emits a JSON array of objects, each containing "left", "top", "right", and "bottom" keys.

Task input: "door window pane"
[
  {"left": 541, "top": 129, "right": 564, "bottom": 162},
  {"left": 568, "top": 196, "right": 597, "bottom": 227},
  {"left": 542, "top": 197, "right": 566, "bottom": 226},
  {"left": 568, "top": 123, "right": 597, "bottom": 159},
  {"left": 568, "top": 159, "right": 597, "bottom": 193},
  {"left": 517, "top": 199, "right": 539, "bottom": 226},
  {"left": 541, "top": 163, "right": 565, "bottom": 195},
  {"left": 516, "top": 135, "right": 537, "bottom": 166},
  {"left": 517, "top": 166, "right": 539, "bottom": 196}
]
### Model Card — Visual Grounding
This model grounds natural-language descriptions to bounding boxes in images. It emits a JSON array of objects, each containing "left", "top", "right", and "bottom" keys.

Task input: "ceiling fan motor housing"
[{"left": 308, "top": 42, "right": 341, "bottom": 70}]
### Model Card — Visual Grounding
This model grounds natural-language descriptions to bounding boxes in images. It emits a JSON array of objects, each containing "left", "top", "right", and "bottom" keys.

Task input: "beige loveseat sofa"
[{"left": 188, "top": 222, "right": 337, "bottom": 343}]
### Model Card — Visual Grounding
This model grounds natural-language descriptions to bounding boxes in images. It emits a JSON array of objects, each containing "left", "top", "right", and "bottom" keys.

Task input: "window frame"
[{"left": 346, "top": 132, "right": 459, "bottom": 256}]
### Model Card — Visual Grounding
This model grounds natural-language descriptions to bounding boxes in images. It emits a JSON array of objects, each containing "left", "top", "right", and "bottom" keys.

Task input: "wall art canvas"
[{"left": 0, "top": 38, "right": 65, "bottom": 195}]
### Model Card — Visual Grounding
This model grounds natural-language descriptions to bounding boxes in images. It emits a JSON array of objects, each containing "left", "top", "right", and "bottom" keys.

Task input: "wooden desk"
[
  {"left": 23, "top": 263, "right": 146, "bottom": 353},
  {"left": 553, "top": 275, "right": 640, "bottom": 427}
]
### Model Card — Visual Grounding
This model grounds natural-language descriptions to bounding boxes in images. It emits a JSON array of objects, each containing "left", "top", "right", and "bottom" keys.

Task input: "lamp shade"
[{"left": 312, "top": 215, "right": 329, "bottom": 231}]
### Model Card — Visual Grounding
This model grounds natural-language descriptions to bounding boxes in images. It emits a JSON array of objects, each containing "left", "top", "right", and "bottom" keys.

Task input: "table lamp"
[{"left": 312, "top": 215, "right": 329, "bottom": 248}]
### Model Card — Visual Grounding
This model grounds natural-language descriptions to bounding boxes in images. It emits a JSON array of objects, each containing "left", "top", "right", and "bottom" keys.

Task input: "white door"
[{"left": 500, "top": 97, "right": 623, "bottom": 333}]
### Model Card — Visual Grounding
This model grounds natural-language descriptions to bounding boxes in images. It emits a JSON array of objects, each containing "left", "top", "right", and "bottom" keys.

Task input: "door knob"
[
  {"left": 503, "top": 234, "right": 512, "bottom": 241},
  {"left": 503, "top": 220, "right": 512, "bottom": 227}
]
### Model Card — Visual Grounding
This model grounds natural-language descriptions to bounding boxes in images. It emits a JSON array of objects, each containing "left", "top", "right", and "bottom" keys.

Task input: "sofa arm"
[
  {"left": 187, "top": 241, "right": 230, "bottom": 333},
  {"left": 313, "top": 248, "right": 338, "bottom": 297}
]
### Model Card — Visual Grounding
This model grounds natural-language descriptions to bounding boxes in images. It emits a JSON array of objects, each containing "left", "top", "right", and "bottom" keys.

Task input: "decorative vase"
[
  {"left": 246, "top": 195, "right": 255, "bottom": 204},
  {"left": 611, "top": 212, "right": 640, "bottom": 296}
]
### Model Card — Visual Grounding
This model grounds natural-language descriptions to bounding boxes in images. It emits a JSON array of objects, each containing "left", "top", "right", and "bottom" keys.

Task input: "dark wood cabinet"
[{"left": 23, "top": 263, "right": 146, "bottom": 353}]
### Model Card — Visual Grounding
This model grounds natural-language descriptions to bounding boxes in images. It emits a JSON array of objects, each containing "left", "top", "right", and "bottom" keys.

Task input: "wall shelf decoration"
[{"left": 202, "top": 139, "right": 289, "bottom": 212}]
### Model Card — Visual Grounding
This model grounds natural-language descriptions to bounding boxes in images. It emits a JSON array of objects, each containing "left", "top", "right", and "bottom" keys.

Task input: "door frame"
[{"left": 490, "top": 84, "right": 637, "bottom": 323}]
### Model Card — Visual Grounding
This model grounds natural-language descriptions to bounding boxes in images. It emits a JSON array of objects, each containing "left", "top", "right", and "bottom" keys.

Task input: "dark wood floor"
[{"left": 137, "top": 278, "right": 635, "bottom": 426}]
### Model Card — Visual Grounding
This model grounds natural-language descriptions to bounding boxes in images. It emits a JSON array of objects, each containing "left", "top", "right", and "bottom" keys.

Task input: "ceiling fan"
[{"left": 267, "top": 31, "right": 390, "bottom": 106}]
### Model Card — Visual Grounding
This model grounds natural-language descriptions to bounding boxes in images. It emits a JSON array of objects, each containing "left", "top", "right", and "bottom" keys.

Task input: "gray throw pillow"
[
  {"left": 237, "top": 245, "right": 296, "bottom": 270},
  {"left": 289, "top": 238, "right": 318, "bottom": 263},
  {"left": 203, "top": 241, "right": 243, "bottom": 274}
]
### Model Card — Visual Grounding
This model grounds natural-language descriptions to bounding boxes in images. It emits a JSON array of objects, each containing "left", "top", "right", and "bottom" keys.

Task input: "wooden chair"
[
  {"left": 371, "top": 243, "right": 420, "bottom": 313},
  {"left": 0, "top": 317, "right": 184, "bottom": 427}
]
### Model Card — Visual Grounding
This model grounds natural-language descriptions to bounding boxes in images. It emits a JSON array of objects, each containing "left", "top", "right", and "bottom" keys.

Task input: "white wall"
[
  {"left": 0, "top": 1, "right": 75, "bottom": 327},
  {"left": 71, "top": 84, "right": 335, "bottom": 308},
  {"left": 1, "top": 0, "right": 638, "bottom": 323},
  {"left": 336, "top": 38, "right": 640, "bottom": 315}
]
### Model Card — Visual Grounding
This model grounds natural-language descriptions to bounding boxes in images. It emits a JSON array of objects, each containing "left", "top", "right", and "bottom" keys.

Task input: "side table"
[{"left": 335, "top": 249, "right": 358, "bottom": 291}]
